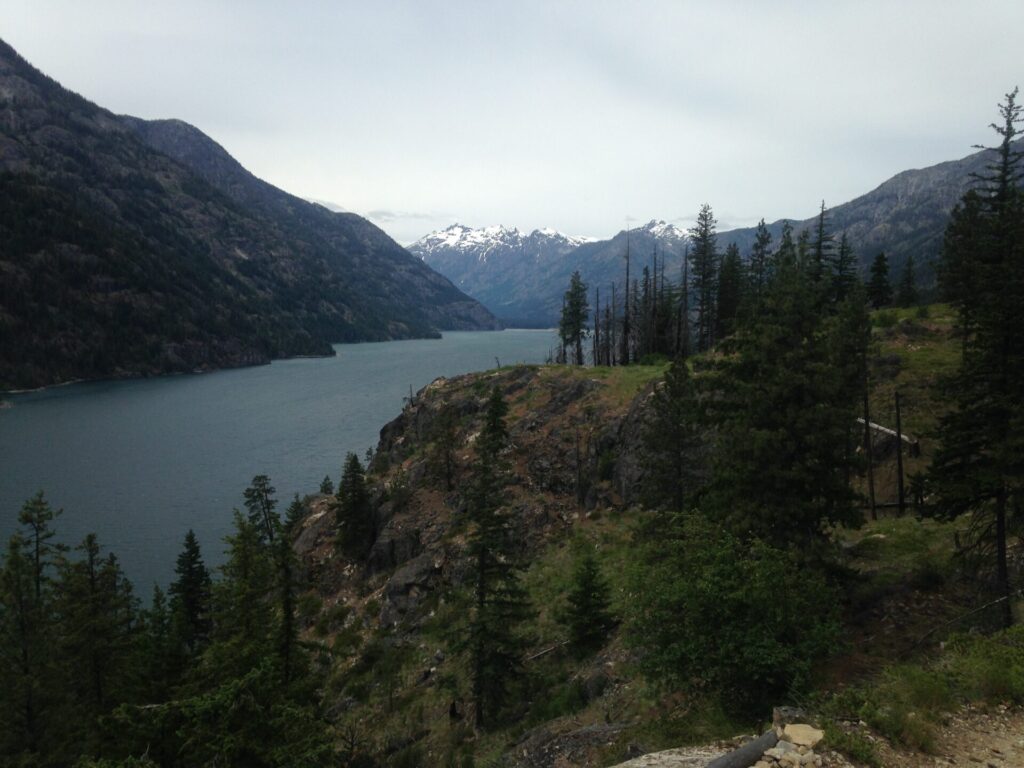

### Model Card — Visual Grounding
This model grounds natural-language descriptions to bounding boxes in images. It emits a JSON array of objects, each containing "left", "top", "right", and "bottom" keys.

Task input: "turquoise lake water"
[{"left": 0, "top": 330, "right": 556, "bottom": 592}]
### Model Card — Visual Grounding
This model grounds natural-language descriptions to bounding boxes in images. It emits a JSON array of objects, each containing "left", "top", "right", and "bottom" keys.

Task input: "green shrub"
[
  {"left": 873, "top": 310, "right": 898, "bottom": 328},
  {"left": 822, "top": 721, "right": 881, "bottom": 767},
  {"left": 625, "top": 513, "right": 841, "bottom": 714}
]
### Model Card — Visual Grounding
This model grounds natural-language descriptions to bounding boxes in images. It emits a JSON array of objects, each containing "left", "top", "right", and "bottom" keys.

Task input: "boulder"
[{"left": 781, "top": 724, "right": 823, "bottom": 748}]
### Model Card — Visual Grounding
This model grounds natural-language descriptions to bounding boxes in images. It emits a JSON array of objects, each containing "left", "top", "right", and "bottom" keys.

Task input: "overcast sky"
[{"left": 4, "top": 1, "right": 1022, "bottom": 243}]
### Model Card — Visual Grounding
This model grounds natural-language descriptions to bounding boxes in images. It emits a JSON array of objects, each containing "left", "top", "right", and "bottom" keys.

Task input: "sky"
[{"left": 4, "top": 1, "right": 1023, "bottom": 244}]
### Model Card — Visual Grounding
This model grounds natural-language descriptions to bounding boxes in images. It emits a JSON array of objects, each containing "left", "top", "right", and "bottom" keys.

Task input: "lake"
[{"left": 0, "top": 330, "right": 556, "bottom": 593}]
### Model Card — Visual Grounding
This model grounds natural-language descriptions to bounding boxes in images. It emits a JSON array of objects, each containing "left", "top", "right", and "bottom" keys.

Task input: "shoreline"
[{"left": 0, "top": 327, "right": 529, "bottom": 397}]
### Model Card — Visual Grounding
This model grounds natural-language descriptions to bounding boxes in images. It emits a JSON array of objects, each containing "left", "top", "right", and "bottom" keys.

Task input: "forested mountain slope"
[{"left": 0, "top": 39, "right": 497, "bottom": 390}]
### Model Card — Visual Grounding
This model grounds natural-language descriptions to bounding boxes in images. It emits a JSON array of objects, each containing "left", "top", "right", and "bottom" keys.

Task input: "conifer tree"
[
  {"left": 559, "top": 271, "right": 590, "bottom": 365},
  {"left": 642, "top": 359, "right": 703, "bottom": 514},
  {"left": 244, "top": 474, "right": 279, "bottom": 543},
  {"left": 867, "top": 252, "right": 893, "bottom": 308},
  {"left": 832, "top": 231, "right": 857, "bottom": 303},
  {"left": 0, "top": 534, "right": 53, "bottom": 756},
  {"left": 55, "top": 535, "right": 140, "bottom": 745},
  {"left": 319, "top": 475, "right": 334, "bottom": 495},
  {"left": 562, "top": 547, "right": 614, "bottom": 657},
  {"left": 17, "top": 492, "right": 64, "bottom": 601},
  {"left": 431, "top": 405, "right": 460, "bottom": 491},
  {"left": 896, "top": 254, "right": 918, "bottom": 307},
  {"left": 335, "top": 452, "right": 373, "bottom": 556},
  {"left": 776, "top": 220, "right": 796, "bottom": 268},
  {"left": 716, "top": 242, "right": 743, "bottom": 339},
  {"left": 284, "top": 493, "right": 307, "bottom": 533},
  {"left": 701, "top": 257, "right": 865, "bottom": 552},
  {"left": 749, "top": 218, "right": 773, "bottom": 300},
  {"left": 811, "top": 201, "right": 835, "bottom": 284},
  {"left": 691, "top": 203, "right": 719, "bottom": 351},
  {"left": 929, "top": 88, "right": 1024, "bottom": 627},
  {"left": 460, "top": 387, "right": 530, "bottom": 728},
  {"left": 169, "top": 529, "right": 212, "bottom": 656}
]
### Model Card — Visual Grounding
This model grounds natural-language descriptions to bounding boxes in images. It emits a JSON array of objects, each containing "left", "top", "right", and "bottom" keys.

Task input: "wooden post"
[
  {"left": 863, "top": 387, "right": 877, "bottom": 521},
  {"left": 895, "top": 390, "right": 906, "bottom": 516}
]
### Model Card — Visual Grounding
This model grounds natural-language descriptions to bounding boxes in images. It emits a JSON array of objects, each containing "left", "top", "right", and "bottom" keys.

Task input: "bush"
[{"left": 625, "top": 513, "right": 841, "bottom": 714}]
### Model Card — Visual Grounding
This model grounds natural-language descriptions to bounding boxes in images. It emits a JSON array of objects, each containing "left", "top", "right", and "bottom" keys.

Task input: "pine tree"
[
  {"left": 701, "top": 257, "right": 865, "bottom": 552},
  {"left": 0, "top": 534, "right": 54, "bottom": 756},
  {"left": 169, "top": 529, "right": 212, "bottom": 656},
  {"left": 867, "top": 252, "right": 893, "bottom": 308},
  {"left": 460, "top": 387, "right": 530, "bottom": 728},
  {"left": 896, "top": 254, "right": 918, "bottom": 307},
  {"left": 562, "top": 547, "right": 614, "bottom": 657},
  {"left": 284, "top": 493, "right": 307, "bottom": 533},
  {"left": 748, "top": 218, "right": 773, "bottom": 301},
  {"left": 832, "top": 231, "right": 857, "bottom": 303},
  {"left": 55, "top": 535, "right": 140, "bottom": 746},
  {"left": 642, "top": 359, "right": 704, "bottom": 514},
  {"left": 929, "top": 88, "right": 1024, "bottom": 628},
  {"left": 243, "top": 474, "right": 280, "bottom": 543},
  {"left": 559, "top": 271, "right": 590, "bottom": 365},
  {"left": 811, "top": 201, "right": 835, "bottom": 284},
  {"left": 319, "top": 475, "right": 334, "bottom": 495},
  {"left": 16, "top": 492, "right": 64, "bottom": 602},
  {"left": 335, "top": 453, "right": 373, "bottom": 556},
  {"left": 716, "top": 242, "right": 743, "bottom": 340},
  {"left": 691, "top": 203, "right": 719, "bottom": 351}
]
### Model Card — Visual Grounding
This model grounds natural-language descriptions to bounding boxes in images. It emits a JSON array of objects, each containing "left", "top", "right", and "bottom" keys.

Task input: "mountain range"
[
  {"left": 412, "top": 141, "right": 1022, "bottom": 327},
  {"left": 0, "top": 39, "right": 497, "bottom": 390}
]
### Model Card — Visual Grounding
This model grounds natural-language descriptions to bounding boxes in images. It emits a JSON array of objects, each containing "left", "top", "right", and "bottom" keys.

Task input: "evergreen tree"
[
  {"left": 169, "top": 529, "right": 212, "bottom": 656},
  {"left": 700, "top": 257, "right": 865, "bottom": 552},
  {"left": 896, "top": 254, "right": 918, "bottom": 307},
  {"left": 559, "top": 271, "right": 590, "bottom": 365},
  {"left": 716, "top": 242, "right": 743, "bottom": 339},
  {"left": 17, "top": 491, "right": 64, "bottom": 601},
  {"left": 460, "top": 387, "right": 530, "bottom": 728},
  {"left": 929, "top": 88, "right": 1024, "bottom": 627},
  {"left": 335, "top": 453, "right": 373, "bottom": 556},
  {"left": 748, "top": 218, "right": 773, "bottom": 300},
  {"left": 832, "top": 231, "right": 857, "bottom": 303},
  {"left": 284, "top": 493, "right": 307, "bottom": 533},
  {"left": 0, "top": 534, "right": 53, "bottom": 757},
  {"left": 642, "top": 359, "right": 703, "bottom": 514},
  {"left": 319, "top": 475, "right": 334, "bottom": 495},
  {"left": 55, "top": 535, "right": 140, "bottom": 749},
  {"left": 776, "top": 220, "right": 796, "bottom": 268},
  {"left": 207, "top": 513, "right": 276, "bottom": 677},
  {"left": 243, "top": 475, "right": 280, "bottom": 543},
  {"left": 940, "top": 191, "right": 986, "bottom": 346},
  {"left": 810, "top": 201, "right": 835, "bottom": 284},
  {"left": 562, "top": 547, "right": 614, "bottom": 657},
  {"left": 691, "top": 203, "right": 719, "bottom": 351},
  {"left": 867, "top": 252, "right": 893, "bottom": 308}
]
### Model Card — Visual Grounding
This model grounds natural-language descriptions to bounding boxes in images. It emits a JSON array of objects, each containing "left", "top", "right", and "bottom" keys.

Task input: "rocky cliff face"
[
  {"left": 0, "top": 38, "right": 498, "bottom": 389},
  {"left": 293, "top": 364, "right": 668, "bottom": 629}
]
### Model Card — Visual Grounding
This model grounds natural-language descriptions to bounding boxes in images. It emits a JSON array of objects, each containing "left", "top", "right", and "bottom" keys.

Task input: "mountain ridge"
[
  {"left": 0, "top": 38, "right": 498, "bottom": 389},
  {"left": 411, "top": 142, "right": 1022, "bottom": 326}
]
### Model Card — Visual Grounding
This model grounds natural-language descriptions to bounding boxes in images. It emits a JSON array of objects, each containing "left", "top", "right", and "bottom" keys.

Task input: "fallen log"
[
  {"left": 706, "top": 729, "right": 778, "bottom": 768},
  {"left": 856, "top": 418, "right": 920, "bottom": 457}
]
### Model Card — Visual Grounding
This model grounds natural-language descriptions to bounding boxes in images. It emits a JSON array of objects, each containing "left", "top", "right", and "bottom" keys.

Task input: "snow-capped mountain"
[{"left": 409, "top": 220, "right": 691, "bottom": 327}]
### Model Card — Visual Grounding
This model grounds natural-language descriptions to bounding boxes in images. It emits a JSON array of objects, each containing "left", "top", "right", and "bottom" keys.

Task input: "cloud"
[{"left": 364, "top": 209, "right": 440, "bottom": 223}]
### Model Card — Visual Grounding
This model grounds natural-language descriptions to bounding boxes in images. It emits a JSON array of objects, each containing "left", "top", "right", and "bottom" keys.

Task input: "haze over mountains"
[
  {"left": 0, "top": 39, "right": 497, "bottom": 390},
  {"left": 413, "top": 140, "right": 1023, "bottom": 327}
]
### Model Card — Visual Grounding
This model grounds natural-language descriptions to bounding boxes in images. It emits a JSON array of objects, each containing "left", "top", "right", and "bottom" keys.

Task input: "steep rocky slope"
[{"left": 0, "top": 38, "right": 497, "bottom": 389}]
